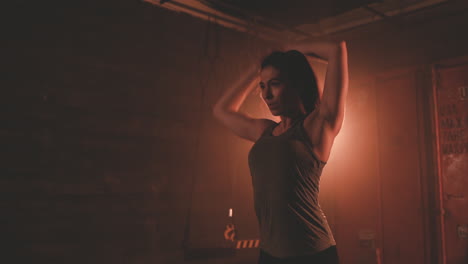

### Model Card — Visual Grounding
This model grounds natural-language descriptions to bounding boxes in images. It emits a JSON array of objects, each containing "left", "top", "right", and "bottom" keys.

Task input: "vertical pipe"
[
  {"left": 374, "top": 77, "right": 385, "bottom": 264},
  {"left": 431, "top": 65, "right": 447, "bottom": 264},
  {"left": 415, "top": 68, "right": 429, "bottom": 264}
]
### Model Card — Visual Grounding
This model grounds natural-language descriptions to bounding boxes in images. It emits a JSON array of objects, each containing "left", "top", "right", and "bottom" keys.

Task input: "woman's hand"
[
  {"left": 283, "top": 42, "right": 306, "bottom": 52},
  {"left": 283, "top": 39, "right": 342, "bottom": 60}
]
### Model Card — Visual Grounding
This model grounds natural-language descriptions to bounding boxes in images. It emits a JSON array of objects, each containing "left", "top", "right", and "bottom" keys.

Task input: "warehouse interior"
[{"left": 3, "top": 0, "right": 468, "bottom": 263}]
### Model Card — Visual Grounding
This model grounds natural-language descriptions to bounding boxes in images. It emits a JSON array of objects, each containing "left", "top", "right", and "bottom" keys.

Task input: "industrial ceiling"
[{"left": 145, "top": 0, "right": 452, "bottom": 41}]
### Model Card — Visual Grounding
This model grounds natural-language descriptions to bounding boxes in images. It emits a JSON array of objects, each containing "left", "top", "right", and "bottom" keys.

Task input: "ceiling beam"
[{"left": 145, "top": 0, "right": 451, "bottom": 42}]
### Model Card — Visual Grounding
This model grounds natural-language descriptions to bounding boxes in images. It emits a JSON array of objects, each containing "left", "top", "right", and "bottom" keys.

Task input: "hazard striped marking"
[{"left": 235, "top": 239, "right": 260, "bottom": 249}]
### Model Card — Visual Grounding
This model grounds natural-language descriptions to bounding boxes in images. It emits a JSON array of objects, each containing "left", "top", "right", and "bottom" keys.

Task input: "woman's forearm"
[
  {"left": 213, "top": 65, "right": 259, "bottom": 113},
  {"left": 287, "top": 40, "right": 343, "bottom": 61}
]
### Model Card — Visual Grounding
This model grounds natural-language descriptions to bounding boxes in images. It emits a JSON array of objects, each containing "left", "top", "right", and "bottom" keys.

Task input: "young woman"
[{"left": 213, "top": 40, "right": 348, "bottom": 264}]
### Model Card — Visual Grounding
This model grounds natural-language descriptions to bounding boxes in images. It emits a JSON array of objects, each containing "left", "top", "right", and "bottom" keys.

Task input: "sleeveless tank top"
[{"left": 248, "top": 116, "right": 336, "bottom": 258}]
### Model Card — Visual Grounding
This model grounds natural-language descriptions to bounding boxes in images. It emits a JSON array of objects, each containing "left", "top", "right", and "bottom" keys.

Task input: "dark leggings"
[{"left": 258, "top": 246, "right": 339, "bottom": 264}]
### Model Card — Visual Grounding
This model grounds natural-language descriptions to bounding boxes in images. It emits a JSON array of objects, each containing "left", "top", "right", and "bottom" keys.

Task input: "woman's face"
[{"left": 260, "top": 66, "right": 301, "bottom": 116}]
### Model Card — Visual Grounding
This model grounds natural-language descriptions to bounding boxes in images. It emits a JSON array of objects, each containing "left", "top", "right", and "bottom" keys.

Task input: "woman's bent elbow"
[
  {"left": 212, "top": 105, "right": 221, "bottom": 118},
  {"left": 212, "top": 105, "right": 227, "bottom": 121}
]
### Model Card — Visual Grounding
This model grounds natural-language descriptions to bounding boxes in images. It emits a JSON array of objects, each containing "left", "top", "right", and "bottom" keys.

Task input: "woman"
[{"left": 213, "top": 40, "right": 348, "bottom": 264}]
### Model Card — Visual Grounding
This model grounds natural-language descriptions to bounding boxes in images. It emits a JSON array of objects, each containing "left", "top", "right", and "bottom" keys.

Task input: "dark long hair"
[{"left": 261, "top": 50, "right": 320, "bottom": 114}]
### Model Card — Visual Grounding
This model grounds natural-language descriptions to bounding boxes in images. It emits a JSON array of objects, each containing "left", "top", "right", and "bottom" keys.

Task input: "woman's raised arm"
[
  {"left": 287, "top": 40, "right": 349, "bottom": 135},
  {"left": 212, "top": 65, "right": 275, "bottom": 142}
]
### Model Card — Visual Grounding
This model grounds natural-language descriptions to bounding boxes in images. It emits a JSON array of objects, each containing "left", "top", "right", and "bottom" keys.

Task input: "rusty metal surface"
[{"left": 434, "top": 60, "right": 468, "bottom": 264}]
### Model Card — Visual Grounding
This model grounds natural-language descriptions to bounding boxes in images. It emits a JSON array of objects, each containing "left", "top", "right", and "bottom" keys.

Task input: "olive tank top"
[{"left": 248, "top": 116, "right": 336, "bottom": 258}]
